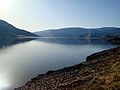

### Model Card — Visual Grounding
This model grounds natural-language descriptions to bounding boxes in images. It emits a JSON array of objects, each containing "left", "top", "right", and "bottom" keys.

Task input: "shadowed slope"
[{"left": 0, "top": 20, "right": 39, "bottom": 37}]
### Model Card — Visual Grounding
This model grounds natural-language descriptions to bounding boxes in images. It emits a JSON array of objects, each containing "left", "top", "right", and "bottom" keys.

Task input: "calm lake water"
[{"left": 0, "top": 38, "right": 116, "bottom": 90}]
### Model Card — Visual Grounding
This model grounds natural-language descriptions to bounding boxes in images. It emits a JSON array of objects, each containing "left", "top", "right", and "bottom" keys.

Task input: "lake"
[{"left": 0, "top": 38, "right": 116, "bottom": 90}]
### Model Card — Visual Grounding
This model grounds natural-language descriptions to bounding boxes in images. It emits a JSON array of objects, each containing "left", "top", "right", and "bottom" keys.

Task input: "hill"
[
  {"left": 0, "top": 20, "right": 38, "bottom": 37},
  {"left": 34, "top": 27, "right": 120, "bottom": 38}
]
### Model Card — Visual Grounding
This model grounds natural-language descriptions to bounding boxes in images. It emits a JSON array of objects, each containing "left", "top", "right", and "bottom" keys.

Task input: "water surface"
[{"left": 0, "top": 38, "right": 116, "bottom": 90}]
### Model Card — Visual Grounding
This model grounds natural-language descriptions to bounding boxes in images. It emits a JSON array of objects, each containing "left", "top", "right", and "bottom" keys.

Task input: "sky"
[{"left": 0, "top": 0, "right": 120, "bottom": 32}]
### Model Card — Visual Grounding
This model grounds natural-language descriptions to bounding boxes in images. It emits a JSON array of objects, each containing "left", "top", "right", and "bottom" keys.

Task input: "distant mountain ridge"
[
  {"left": 34, "top": 27, "right": 120, "bottom": 38},
  {"left": 0, "top": 20, "right": 38, "bottom": 37}
]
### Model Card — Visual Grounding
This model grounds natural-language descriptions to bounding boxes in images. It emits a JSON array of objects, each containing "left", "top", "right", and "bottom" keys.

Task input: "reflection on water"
[
  {"left": 0, "top": 38, "right": 35, "bottom": 49},
  {"left": 0, "top": 62, "right": 10, "bottom": 90},
  {"left": 0, "top": 38, "right": 35, "bottom": 90},
  {"left": 0, "top": 73, "right": 10, "bottom": 90},
  {"left": 36, "top": 37, "right": 112, "bottom": 45},
  {"left": 0, "top": 38, "right": 116, "bottom": 90}
]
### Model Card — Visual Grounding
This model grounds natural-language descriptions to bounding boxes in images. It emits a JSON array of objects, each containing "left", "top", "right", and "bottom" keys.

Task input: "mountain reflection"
[
  {"left": 0, "top": 38, "right": 35, "bottom": 49},
  {"left": 35, "top": 38, "right": 112, "bottom": 45}
]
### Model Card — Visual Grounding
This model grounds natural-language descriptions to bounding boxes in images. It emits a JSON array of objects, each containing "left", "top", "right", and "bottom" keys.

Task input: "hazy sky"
[{"left": 0, "top": 0, "right": 120, "bottom": 32}]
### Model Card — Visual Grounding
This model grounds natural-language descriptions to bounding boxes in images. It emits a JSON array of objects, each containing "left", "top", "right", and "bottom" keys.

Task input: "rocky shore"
[
  {"left": 108, "top": 37, "right": 120, "bottom": 44},
  {"left": 15, "top": 46, "right": 120, "bottom": 90}
]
